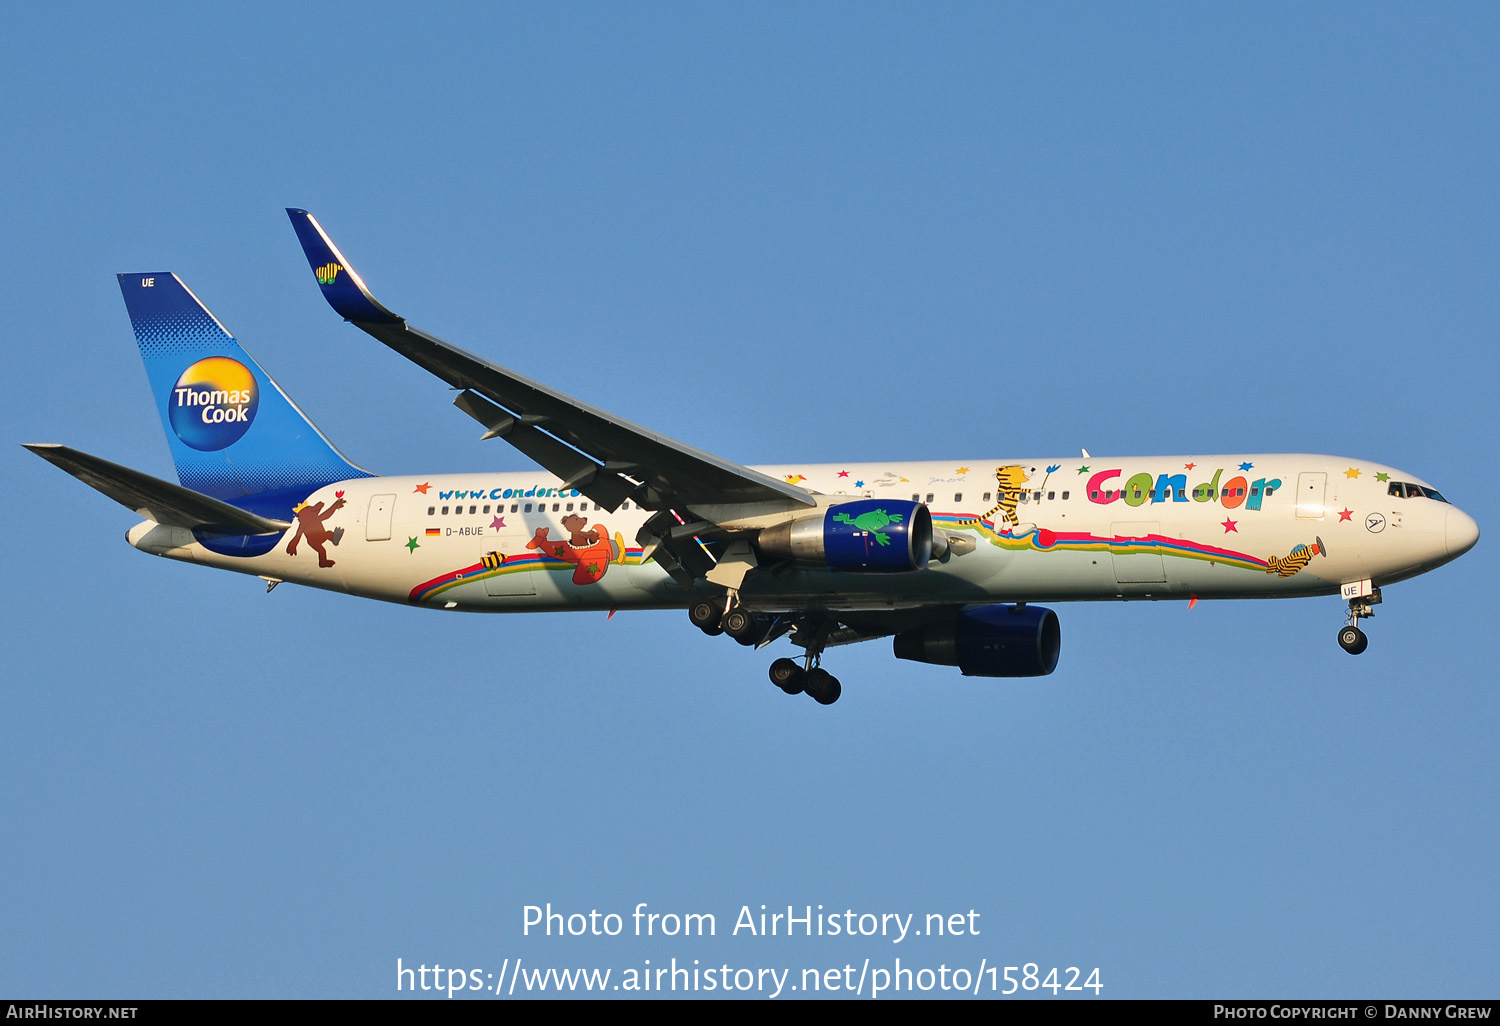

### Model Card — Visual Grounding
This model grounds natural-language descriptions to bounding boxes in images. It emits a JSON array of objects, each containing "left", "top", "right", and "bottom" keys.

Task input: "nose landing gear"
[
  {"left": 1338, "top": 624, "right": 1368, "bottom": 655},
  {"left": 1338, "top": 585, "right": 1381, "bottom": 655}
]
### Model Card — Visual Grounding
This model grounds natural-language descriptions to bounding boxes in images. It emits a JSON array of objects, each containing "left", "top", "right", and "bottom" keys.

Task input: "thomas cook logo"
[
  {"left": 315, "top": 262, "right": 341, "bottom": 285},
  {"left": 168, "top": 356, "right": 259, "bottom": 451}
]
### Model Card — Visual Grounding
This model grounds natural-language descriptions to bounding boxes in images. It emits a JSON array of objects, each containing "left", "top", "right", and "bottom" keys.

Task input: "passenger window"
[
  {"left": 1091, "top": 490, "right": 1099, "bottom": 499},
  {"left": 553, "top": 503, "right": 560, "bottom": 512},
  {"left": 1250, "top": 487, "right": 1260, "bottom": 497},
  {"left": 925, "top": 493, "right": 934, "bottom": 503},
  {"left": 1061, "top": 491, "right": 1069, "bottom": 500},
  {"left": 469, "top": 505, "right": 477, "bottom": 514},
  {"left": 524, "top": 503, "right": 532, "bottom": 512},
  {"left": 1048, "top": 491, "right": 1055, "bottom": 500},
  {"left": 954, "top": 493, "right": 962, "bottom": 502},
  {"left": 566, "top": 503, "right": 574, "bottom": 511},
  {"left": 983, "top": 492, "right": 991, "bottom": 502},
  {"left": 510, "top": 504, "right": 518, "bottom": 513},
  {"left": 441, "top": 506, "right": 449, "bottom": 515},
  {"left": 1020, "top": 492, "right": 1029, "bottom": 503},
  {"left": 427, "top": 506, "right": 435, "bottom": 516}
]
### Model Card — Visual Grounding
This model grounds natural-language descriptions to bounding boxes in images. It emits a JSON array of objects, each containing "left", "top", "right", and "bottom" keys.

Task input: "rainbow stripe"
[
  {"left": 931, "top": 513, "right": 1270, "bottom": 572},
  {"left": 410, "top": 547, "right": 648, "bottom": 603},
  {"left": 412, "top": 515, "right": 1283, "bottom": 605}
]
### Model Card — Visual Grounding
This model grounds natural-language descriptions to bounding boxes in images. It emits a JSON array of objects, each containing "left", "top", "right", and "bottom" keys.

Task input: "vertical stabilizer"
[{"left": 118, "top": 272, "right": 370, "bottom": 519}]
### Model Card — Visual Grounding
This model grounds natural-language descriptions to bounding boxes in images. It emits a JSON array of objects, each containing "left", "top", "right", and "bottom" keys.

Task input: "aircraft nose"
[{"left": 1446, "top": 507, "right": 1480, "bottom": 558}]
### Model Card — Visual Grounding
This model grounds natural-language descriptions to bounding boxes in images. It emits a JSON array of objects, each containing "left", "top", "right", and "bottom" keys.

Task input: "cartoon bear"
[
  {"left": 286, "top": 496, "right": 347, "bottom": 568},
  {"left": 526, "top": 513, "right": 620, "bottom": 585}
]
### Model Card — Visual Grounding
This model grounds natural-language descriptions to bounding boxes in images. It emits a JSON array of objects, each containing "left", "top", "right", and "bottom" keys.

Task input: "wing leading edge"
[{"left": 285, "top": 209, "right": 815, "bottom": 519}]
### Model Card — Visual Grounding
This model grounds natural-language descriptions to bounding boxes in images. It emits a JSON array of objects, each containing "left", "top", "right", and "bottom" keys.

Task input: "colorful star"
[
  {"left": 405, "top": 537, "right": 420, "bottom": 552},
  {"left": 1184, "top": 462, "right": 1196, "bottom": 471},
  {"left": 1077, "top": 466, "right": 1090, "bottom": 474},
  {"left": 1338, "top": 508, "right": 1354, "bottom": 522},
  {"left": 491, "top": 515, "right": 506, "bottom": 531},
  {"left": 837, "top": 470, "right": 850, "bottom": 478},
  {"left": 956, "top": 467, "right": 970, "bottom": 476},
  {"left": 413, "top": 481, "right": 431, "bottom": 494},
  {"left": 1345, "top": 467, "right": 1361, "bottom": 479},
  {"left": 1239, "top": 462, "right": 1254, "bottom": 471},
  {"left": 854, "top": 480, "right": 864, "bottom": 489},
  {"left": 1221, "top": 518, "right": 1238, "bottom": 533},
  {"left": 1375, "top": 472, "right": 1389, "bottom": 482}
]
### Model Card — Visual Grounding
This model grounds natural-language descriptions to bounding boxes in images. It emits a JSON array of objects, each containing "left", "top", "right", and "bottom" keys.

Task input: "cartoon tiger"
[
  {"left": 956, "top": 465, "right": 1031, "bottom": 531},
  {"left": 1265, "top": 537, "right": 1327, "bottom": 577}
]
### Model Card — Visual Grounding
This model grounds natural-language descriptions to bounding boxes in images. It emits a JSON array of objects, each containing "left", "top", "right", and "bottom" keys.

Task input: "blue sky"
[{"left": 2, "top": 4, "right": 1496, "bottom": 999}]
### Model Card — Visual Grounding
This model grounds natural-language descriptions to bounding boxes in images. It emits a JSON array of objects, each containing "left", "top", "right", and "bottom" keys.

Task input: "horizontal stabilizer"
[{"left": 24, "top": 444, "right": 290, "bottom": 535}]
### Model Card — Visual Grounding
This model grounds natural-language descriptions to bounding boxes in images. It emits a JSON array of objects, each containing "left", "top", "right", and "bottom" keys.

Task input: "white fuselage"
[{"left": 127, "top": 455, "right": 1477, "bottom": 615}]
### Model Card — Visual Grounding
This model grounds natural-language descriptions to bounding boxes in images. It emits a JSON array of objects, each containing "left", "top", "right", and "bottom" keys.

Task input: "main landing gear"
[
  {"left": 1338, "top": 586, "right": 1381, "bottom": 655},
  {"left": 768, "top": 657, "right": 841, "bottom": 705},
  {"left": 688, "top": 597, "right": 842, "bottom": 705}
]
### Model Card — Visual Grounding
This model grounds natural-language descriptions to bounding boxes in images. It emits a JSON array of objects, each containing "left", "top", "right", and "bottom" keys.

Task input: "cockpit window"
[{"left": 1389, "top": 481, "right": 1449, "bottom": 503}]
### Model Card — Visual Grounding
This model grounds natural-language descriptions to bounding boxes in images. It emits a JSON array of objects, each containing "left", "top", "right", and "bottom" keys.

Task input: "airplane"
[{"left": 25, "top": 209, "right": 1480, "bottom": 705}]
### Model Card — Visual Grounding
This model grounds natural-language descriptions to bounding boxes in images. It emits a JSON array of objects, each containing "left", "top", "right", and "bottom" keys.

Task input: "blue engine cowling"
[
  {"left": 757, "top": 499, "right": 933, "bottom": 572},
  {"left": 893, "top": 604, "right": 1061, "bottom": 677}
]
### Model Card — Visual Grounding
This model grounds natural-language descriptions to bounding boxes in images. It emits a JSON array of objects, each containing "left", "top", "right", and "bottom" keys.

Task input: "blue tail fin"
[{"left": 118, "top": 272, "right": 371, "bottom": 520}]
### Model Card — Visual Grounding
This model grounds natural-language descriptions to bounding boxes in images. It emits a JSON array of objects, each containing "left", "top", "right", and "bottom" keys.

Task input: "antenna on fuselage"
[{"left": 1081, "top": 448, "right": 1091, "bottom": 458}]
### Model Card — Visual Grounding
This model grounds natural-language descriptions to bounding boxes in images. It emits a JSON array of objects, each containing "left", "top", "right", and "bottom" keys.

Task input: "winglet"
[{"left": 285, "top": 208, "right": 402, "bottom": 324}]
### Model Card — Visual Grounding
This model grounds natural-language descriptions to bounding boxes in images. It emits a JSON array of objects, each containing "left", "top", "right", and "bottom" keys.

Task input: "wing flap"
[{"left": 24, "top": 444, "right": 290, "bottom": 535}]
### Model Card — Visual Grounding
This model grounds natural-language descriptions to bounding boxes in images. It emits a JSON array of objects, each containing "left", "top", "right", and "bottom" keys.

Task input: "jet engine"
[
  {"left": 756, "top": 499, "right": 933, "bottom": 572},
  {"left": 893, "top": 604, "right": 1061, "bottom": 677}
]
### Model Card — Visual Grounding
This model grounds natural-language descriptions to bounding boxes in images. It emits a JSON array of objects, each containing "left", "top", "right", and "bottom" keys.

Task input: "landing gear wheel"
[
  {"left": 689, "top": 600, "right": 723, "bottom": 635},
  {"left": 769, "top": 658, "right": 804, "bottom": 694},
  {"left": 1338, "top": 625, "right": 1368, "bottom": 655},
  {"left": 722, "top": 608, "right": 760, "bottom": 645},
  {"left": 804, "top": 668, "right": 842, "bottom": 705}
]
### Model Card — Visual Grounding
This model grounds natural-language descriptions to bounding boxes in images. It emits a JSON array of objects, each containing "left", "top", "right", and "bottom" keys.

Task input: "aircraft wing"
[
  {"left": 285, "top": 209, "right": 816, "bottom": 517},
  {"left": 23, "top": 444, "right": 290, "bottom": 534}
]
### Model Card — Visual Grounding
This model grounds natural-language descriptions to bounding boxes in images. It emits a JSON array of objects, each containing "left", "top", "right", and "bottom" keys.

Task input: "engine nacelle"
[
  {"left": 893, "top": 604, "right": 1061, "bottom": 677},
  {"left": 757, "top": 499, "right": 933, "bottom": 572}
]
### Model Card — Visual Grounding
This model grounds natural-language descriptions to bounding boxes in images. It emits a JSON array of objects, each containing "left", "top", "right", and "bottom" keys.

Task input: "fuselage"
[{"left": 126, "top": 454, "right": 1479, "bottom": 616}]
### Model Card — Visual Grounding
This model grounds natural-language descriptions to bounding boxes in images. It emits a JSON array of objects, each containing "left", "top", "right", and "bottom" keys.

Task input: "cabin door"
[
  {"left": 366, "top": 494, "right": 395, "bottom": 541},
  {"left": 1295, "top": 472, "right": 1327, "bottom": 519}
]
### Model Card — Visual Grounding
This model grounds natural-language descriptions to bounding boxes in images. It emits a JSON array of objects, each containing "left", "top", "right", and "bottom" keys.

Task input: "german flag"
[{"left": 425, "top": 528, "right": 440, "bottom": 537}]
